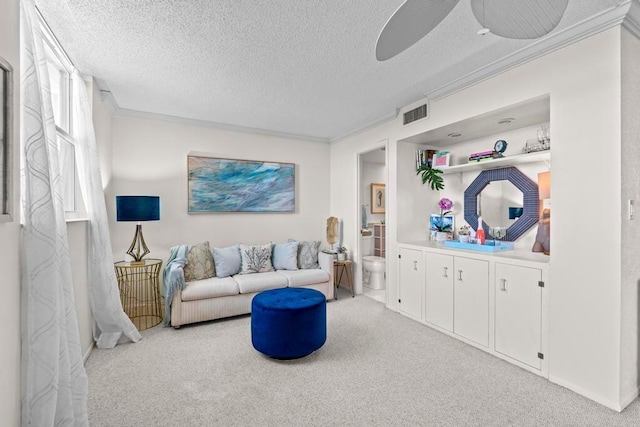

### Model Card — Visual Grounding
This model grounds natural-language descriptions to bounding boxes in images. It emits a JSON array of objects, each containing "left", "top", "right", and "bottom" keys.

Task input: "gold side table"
[
  {"left": 114, "top": 259, "right": 163, "bottom": 330},
  {"left": 333, "top": 259, "right": 354, "bottom": 299}
]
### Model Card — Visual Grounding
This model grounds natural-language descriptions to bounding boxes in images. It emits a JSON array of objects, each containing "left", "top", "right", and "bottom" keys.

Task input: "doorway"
[{"left": 358, "top": 145, "right": 387, "bottom": 304}]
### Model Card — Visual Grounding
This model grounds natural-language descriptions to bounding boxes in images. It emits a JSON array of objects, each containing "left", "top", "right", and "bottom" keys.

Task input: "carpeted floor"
[{"left": 86, "top": 288, "right": 640, "bottom": 426}]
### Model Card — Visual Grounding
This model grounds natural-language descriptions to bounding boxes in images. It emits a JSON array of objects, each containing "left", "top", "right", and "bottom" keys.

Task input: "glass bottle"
[{"left": 476, "top": 216, "right": 485, "bottom": 245}]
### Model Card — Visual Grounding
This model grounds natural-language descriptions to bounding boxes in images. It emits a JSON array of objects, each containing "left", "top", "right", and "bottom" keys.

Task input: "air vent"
[{"left": 403, "top": 104, "right": 428, "bottom": 125}]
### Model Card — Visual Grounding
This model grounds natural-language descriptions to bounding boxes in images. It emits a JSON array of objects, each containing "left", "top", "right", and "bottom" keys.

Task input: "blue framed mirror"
[{"left": 463, "top": 167, "right": 539, "bottom": 242}]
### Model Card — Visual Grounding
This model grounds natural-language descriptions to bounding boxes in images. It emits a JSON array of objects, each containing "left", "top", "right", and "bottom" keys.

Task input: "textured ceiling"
[{"left": 34, "top": 0, "right": 626, "bottom": 142}]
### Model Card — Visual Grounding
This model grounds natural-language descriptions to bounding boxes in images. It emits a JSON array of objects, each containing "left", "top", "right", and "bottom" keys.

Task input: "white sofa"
[{"left": 169, "top": 251, "right": 334, "bottom": 328}]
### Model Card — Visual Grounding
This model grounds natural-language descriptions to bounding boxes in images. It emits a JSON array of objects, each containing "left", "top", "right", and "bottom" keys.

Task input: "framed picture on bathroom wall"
[{"left": 371, "top": 183, "right": 385, "bottom": 214}]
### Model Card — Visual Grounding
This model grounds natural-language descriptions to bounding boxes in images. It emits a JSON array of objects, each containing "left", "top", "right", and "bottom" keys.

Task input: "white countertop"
[{"left": 398, "top": 240, "right": 550, "bottom": 265}]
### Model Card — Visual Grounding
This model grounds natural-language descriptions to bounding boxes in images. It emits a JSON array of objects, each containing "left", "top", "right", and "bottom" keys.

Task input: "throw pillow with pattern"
[
  {"left": 289, "top": 239, "right": 320, "bottom": 269},
  {"left": 239, "top": 243, "right": 274, "bottom": 274},
  {"left": 183, "top": 241, "right": 215, "bottom": 282}
]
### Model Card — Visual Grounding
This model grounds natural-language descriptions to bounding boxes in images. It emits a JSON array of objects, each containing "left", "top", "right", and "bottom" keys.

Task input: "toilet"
[{"left": 362, "top": 256, "right": 386, "bottom": 290}]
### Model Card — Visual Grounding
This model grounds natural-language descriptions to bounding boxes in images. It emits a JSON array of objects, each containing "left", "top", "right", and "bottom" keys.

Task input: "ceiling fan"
[{"left": 376, "top": 0, "right": 569, "bottom": 61}]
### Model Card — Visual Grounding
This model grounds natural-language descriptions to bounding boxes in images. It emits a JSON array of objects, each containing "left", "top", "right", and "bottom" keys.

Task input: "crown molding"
[
  {"left": 428, "top": 1, "right": 633, "bottom": 101},
  {"left": 329, "top": 111, "right": 396, "bottom": 144},
  {"left": 99, "top": 90, "right": 118, "bottom": 114},
  {"left": 622, "top": 0, "right": 640, "bottom": 38},
  {"left": 101, "top": 101, "right": 329, "bottom": 144}
]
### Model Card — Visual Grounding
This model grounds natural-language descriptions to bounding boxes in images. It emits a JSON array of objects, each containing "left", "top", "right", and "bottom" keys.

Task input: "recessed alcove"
[{"left": 397, "top": 96, "right": 550, "bottom": 248}]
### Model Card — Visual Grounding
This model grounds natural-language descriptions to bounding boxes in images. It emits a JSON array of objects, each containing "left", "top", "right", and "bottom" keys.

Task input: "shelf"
[{"left": 441, "top": 151, "right": 550, "bottom": 175}]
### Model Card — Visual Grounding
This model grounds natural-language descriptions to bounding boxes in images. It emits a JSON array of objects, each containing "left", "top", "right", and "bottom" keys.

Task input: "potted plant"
[
  {"left": 458, "top": 224, "right": 471, "bottom": 243},
  {"left": 432, "top": 198, "right": 453, "bottom": 242},
  {"left": 337, "top": 246, "right": 348, "bottom": 261},
  {"left": 416, "top": 163, "right": 444, "bottom": 191}
]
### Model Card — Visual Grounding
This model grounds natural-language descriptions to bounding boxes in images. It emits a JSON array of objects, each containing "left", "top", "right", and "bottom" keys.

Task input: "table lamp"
[{"left": 116, "top": 195, "right": 160, "bottom": 263}]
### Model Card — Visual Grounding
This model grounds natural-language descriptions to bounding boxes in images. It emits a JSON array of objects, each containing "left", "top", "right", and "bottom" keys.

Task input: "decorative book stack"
[{"left": 468, "top": 150, "right": 503, "bottom": 163}]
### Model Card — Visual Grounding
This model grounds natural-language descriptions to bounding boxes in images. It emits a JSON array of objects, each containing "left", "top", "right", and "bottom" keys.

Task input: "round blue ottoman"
[{"left": 251, "top": 288, "right": 326, "bottom": 359}]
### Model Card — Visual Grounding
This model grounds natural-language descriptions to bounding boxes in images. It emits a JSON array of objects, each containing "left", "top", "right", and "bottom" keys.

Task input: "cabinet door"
[
  {"left": 495, "top": 263, "right": 542, "bottom": 369},
  {"left": 398, "top": 248, "right": 424, "bottom": 321},
  {"left": 425, "top": 252, "right": 454, "bottom": 332},
  {"left": 454, "top": 257, "right": 489, "bottom": 347}
]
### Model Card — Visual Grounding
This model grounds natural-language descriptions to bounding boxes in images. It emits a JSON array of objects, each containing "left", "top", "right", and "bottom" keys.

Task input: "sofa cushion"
[
  {"left": 183, "top": 241, "right": 215, "bottom": 282},
  {"left": 181, "top": 276, "right": 240, "bottom": 301},
  {"left": 233, "top": 271, "right": 288, "bottom": 294},
  {"left": 289, "top": 239, "right": 321, "bottom": 269},
  {"left": 213, "top": 244, "right": 241, "bottom": 278},
  {"left": 277, "top": 269, "right": 330, "bottom": 287},
  {"left": 272, "top": 241, "right": 299, "bottom": 271},
  {"left": 239, "top": 243, "right": 273, "bottom": 274}
]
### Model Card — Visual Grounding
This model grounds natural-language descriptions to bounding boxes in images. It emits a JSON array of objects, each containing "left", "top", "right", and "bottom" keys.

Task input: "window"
[{"left": 37, "top": 10, "right": 82, "bottom": 215}]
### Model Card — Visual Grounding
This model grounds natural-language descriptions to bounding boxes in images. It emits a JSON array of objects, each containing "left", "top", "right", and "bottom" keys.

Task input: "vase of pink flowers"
[{"left": 433, "top": 197, "right": 454, "bottom": 242}]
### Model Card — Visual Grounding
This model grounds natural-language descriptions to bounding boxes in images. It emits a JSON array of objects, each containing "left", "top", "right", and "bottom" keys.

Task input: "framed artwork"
[
  {"left": 0, "top": 56, "right": 13, "bottom": 222},
  {"left": 429, "top": 214, "right": 454, "bottom": 231},
  {"left": 187, "top": 154, "right": 295, "bottom": 213},
  {"left": 432, "top": 151, "right": 450, "bottom": 169},
  {"left": 371, "top": 183, "right": 385, "bottom": 214}
]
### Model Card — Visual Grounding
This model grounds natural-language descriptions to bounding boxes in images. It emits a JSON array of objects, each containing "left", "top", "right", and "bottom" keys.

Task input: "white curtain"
[
  {"left": 72, "top": 72, "right": 142, "bottom": 349},
  {"left": 20, "top": 0, "right": 88, "bottom": 425}
]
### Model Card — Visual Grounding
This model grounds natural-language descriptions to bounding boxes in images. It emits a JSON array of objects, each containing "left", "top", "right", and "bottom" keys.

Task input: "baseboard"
[
  {"left": 620, "top": 386, "right": 640, "bottom": 411},
  {"left": 82, "top": 341, "right": 95, "bottom": 365},
  {"left": 548, "top": 375, "right": 623, "bottom": 412}
]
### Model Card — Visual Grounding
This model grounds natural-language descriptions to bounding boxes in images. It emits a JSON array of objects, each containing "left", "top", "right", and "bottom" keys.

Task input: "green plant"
[
  {"left": 416, "top": 163, "right": 444, "bottom": 191},
  {"left": 337, "top": 246, "right": 347, "bottom": 253}
]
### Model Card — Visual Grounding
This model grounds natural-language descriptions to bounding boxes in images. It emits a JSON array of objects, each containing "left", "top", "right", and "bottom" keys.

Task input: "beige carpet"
[{"left": 86, "top": 288, "right": 640, "bottom": 426}]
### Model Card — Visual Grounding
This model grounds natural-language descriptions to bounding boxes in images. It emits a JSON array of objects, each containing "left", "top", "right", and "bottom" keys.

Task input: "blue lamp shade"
[{"left": 116, "top": 196, "right": 160, "bottom": 222}]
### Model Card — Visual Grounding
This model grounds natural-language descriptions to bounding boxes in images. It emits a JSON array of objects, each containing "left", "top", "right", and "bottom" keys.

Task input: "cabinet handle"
[
  {"left": 500, "top": 278, "right": 508, "bottom": 292},
  {"left": 457, "top": 270, "right": 463, "bottom": 281},
  {"left": 443, "top": 266, "right": 448, "bottom": 278},
  {"left": 413, "top": 260, "right": 418, "bottom": 271}
]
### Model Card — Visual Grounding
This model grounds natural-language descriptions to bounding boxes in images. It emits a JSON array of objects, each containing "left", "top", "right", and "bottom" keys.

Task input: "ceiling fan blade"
[
  {"left": 471, "top": 0, "right": 568, "bottom": 39},
  {"left": 376, "top": 0, "right": 460, "bottom": 61}
]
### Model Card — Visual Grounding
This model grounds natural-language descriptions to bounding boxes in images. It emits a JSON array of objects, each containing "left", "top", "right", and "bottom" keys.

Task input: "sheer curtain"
[
  {"left": 20, "top": 0, "right": 88, "bottom": 425},
  {"left": 72, "top": 72, "right": 142, "bottom": 348}
]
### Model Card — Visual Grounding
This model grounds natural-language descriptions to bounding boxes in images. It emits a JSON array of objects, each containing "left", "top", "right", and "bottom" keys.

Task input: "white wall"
[
  {"left": 109, "top": 116, "right": 331, "bottom": 264},
  {"left": 360, "top": 160, "right": 386, "bottom": 225},
  {"left": 0, "top": 0, "right": 21, "bottom": 425},
  {"left": 620, "top": 26, "right": 640, "bottom": 408},
  {"left": 67, "top": 221, "right": 93, "bottom": 360},
  {"left": 332, "top": 28, "right": 631, "bottom": 410}
]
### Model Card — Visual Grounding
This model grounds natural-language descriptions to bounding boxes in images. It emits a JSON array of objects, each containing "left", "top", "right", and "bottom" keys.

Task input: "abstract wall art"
[{"left": 188, "top": 155, "right": 295, "bottom": 213}]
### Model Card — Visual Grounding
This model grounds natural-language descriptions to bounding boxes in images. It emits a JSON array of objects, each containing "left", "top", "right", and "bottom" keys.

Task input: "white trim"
[
  {"left": 428, "top": 2, "right": 632, "bottom": 101},
  {"left": 620, "top": 386, "right": 640, "bottom": 411},
  {"left": 111, "top": 105, "right": 330, "bottom": 144},
  {"left": 622, "top": 0, "right": 640, "bottom": 39},
  {"left": 99, "top": 90, "right": 118, "bottom": 115},
  {"left": 548, "top": 375, "right": 623, "bottom": 412},
  {"left": 34, "top": 6, "right": 74, "bottom": 71},
  {"left": 330, "top": 111, "right": 396, "bottom": 143},
  {"left": 82, "top": 341, "right": 94, "bottom": 365}
]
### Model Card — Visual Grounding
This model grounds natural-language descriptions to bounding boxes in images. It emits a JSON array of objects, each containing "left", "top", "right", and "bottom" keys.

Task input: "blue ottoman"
[{"left": 251, "top": 288, "right": 327, "bottom": 359}]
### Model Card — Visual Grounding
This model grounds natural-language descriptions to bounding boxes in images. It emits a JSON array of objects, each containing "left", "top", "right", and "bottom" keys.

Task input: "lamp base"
[{"left": 127, "top": 224, "right": 150, "bottom": 262}]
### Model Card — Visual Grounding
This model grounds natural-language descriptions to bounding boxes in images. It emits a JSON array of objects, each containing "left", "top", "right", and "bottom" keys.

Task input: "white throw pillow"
[{"left": 239, "top": 243, "right": 274, "bottom": 274}]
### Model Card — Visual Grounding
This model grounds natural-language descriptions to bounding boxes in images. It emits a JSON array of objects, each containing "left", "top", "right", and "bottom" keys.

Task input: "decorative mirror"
[{"left": 464, "top": 167, "right": 538, "bottom": 242}]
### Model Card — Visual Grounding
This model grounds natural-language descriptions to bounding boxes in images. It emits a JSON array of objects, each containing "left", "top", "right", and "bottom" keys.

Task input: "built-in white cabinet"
[
  {"left": 398, "top": 247, "right": 424, "bottom": 321},
  {"left": 495, "top": 263, "right": 543, "bottom": 369},
  {"left": 425, "top": 252, "right": 454, "bottom": 332},
  {"left": 398, "top": 242, "right": 549, "bottom": 377},
  {"left": 453, "top": 257, "right": 489, "bottom": 347},
  {"left": 426, "top": 253, "right": 489, "bottom": 346}
]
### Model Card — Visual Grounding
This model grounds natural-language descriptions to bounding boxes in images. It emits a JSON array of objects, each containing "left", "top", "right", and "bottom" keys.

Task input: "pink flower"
[
  {"left": 433, "top": 198, "right": 454, "bottom": 232},
  {"left": 439, "top": 198, "right": 453, "bottom": 211}
]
